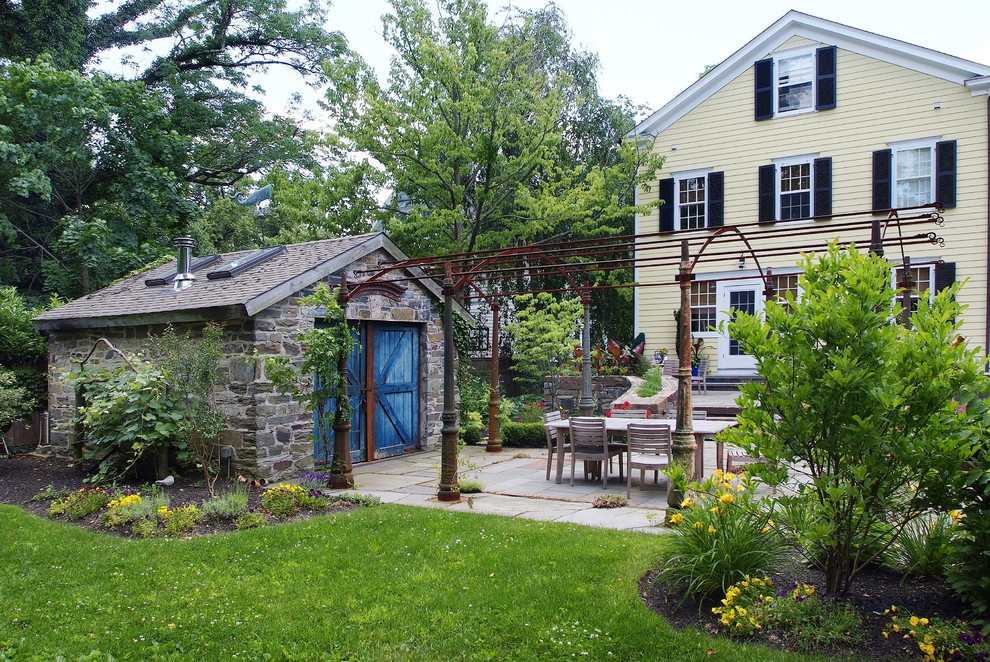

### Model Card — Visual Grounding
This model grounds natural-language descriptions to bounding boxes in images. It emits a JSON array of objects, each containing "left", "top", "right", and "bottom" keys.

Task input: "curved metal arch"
[
  {"left": 451, "top": 245, "right": 584, "bottom": 294},
  {"left": 689, "top": 225, "right": 772, "bottom": 292}
]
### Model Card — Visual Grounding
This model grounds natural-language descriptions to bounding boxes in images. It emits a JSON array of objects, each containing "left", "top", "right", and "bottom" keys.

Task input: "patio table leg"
[
  {"left": 693, "top": 433, "right": 705, "bottom": 481},
  {"left": 716, "top": 441, "right": 724, "bottom": 472}
]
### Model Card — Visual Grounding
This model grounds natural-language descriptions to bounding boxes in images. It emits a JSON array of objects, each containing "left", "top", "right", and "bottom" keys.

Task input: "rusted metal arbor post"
[
  {"left": 579, "top": 283, "right": 595, "bottom": 416},
  {"left": 438, "top": 263, "right": 461, "bottom": 501},
  {"left": 487, "top": 296, "right": 502, "bottom": 452},
  {"left": 669, "top": 240, "right": 695, "bottom": 509}
]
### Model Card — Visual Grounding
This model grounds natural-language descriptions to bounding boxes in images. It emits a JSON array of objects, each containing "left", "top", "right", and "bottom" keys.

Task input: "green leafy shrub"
[
  {"left": 501, "top": 422, "right": 546, "bottom": 448},
  {"left": 663, "top": 471, "right": 790, "bottom": 598},
  {"left": 101, "top": 490, "right": 169, "bottom": 527},
  {"left": 0, "top": 369, "right": 32, "bottom": 438},
  {"left": 712, "top": 576, "right": 862, "bottom": 650},
  {"left": 48, "top": 487, "right": 115, "bottom": 519},
  {"left": 69, "top": 362, "right": 186, "bottom": 484},
  {"left": 884, "top": 608, "right": 989, "bottom": 660},
  {"left": 198, "top": 487, "right": 249, "bottom": 522},
  {"left": 506, "top": 292, "right": 581, "bottom": 391},
  {"left": 333, "top": 492, "right": 381, "bottom": 507},
  {"left": 261, "top": 484, "right": 302, "bottom": 518},
  {"left": 723, "top": 244, "right": 983, "bottom": 595},
  {"left": 235, "top": 508, "right": 268, "bottom": 530},
  {"left": 459, "top": 411, "right": 484, "bottom": 445},
  {"left": 458, "top": 478, "right": 484, "bottom": 494},
  {"left": 295, "top": 488, "right": 331, "bottom": 511},
  {"left": 130, "top": 504, "right": 198, "bottom": 538}
]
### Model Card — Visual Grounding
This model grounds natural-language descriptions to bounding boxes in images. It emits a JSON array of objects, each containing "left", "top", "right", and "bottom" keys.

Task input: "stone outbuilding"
[{"left": 33, "top": 232, "right": 464, "bottom": 479}]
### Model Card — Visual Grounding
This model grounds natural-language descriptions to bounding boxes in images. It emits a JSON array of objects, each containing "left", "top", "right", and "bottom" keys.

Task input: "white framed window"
[
  {"left": 674, "top": 168, "right": 711, "bottom": 230},
  {"left": 772, "top": 273, "right": 801, "bottom": 310},
  {"left": 890, "top": 138, "right": 937, "bottom": 209},
  {"left": 772, "top": 154, "right": 817, "bottom": 221},
  {"left": 690, "top": 281, "right": 717, "bottom": 334},
  {"left": 893, "top": 264, "right": 934, "bottom": 312},
  {"left": 774, "top": 48, "right": 815, "bottom": 115}
]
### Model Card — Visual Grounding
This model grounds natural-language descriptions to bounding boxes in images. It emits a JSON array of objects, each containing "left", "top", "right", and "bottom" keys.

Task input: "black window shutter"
[
  {"left": 659, "top": 178, "right": 675, "bottom": 232},
  {"left": 872, "top": 149, "right": 892, "bottom": 213},
  {"left": 934, "top": 261, "right": 956, "bottom": 293},
  {"left": 936, "top": 140, "right": 957, "bottom": 208},
  {"left": 708, "top": 172, "right": 724, "bottom": 227},
  {"left": 813, "top": 157, "right": 832, "bottom": 219},
  {"left": 754, "top": 58, "right": 773, "bottom": 121},
  {"left": 758, "top": 165, "right": 776, "bottom": 224},
  {"left": 815, "top": 46, "right": 837, "bottom": 110}
]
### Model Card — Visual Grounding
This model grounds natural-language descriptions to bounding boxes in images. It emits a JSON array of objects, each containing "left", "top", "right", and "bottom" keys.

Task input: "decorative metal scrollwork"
[
  {"left": 926, "top": 232, "right": 945, "bottom": 247},
  {"left": 929, "top": 212, "right": 945, "bottom": 227}
]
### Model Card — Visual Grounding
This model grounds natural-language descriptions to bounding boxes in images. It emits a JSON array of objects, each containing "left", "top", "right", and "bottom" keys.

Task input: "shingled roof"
[{"left": 34, "top": 233, "right": 444, "bottom": 331}]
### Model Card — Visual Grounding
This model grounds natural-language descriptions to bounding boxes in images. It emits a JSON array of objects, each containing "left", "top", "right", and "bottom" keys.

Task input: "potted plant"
[{"left": 691, "top": 338, "right": 704, "bottom": 376}]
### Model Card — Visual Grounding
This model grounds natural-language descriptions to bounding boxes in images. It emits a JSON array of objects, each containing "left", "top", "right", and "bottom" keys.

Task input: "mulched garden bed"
[
  {"left": 0, "top": 452, "right": 356, "bottom": 537},
  {"left": 641, "top": 559, "right": 971, "bottom": 660}
]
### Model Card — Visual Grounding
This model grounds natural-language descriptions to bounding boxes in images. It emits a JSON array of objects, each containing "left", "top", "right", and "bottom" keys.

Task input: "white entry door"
[{"left": 717, "top": 279, "right": 764, "bottom": 372}]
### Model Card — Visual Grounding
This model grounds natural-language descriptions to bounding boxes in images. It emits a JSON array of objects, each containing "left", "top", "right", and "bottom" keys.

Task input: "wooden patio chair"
[
  {"left": 609, "top": 409, "right": 648, "bottom": 419},
  {"left": 569, "top": 417, "right": 623, "bottom": 488},
  {"left": 662, "top": 358, "right": 679, "bottom": 377},
  {"left": 692, "top": 357, "right": 709, "bottom": 394},
  {"left": 543, "top": 410, "right": 569, "bottom": 480},
  {"left": 625, "top": 422, "right": 672, "bottom": 498}
]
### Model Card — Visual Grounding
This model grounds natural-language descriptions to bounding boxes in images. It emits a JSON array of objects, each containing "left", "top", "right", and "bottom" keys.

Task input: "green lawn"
[{"left": 0, "top": 504, "right": 834, "bottom": 661}]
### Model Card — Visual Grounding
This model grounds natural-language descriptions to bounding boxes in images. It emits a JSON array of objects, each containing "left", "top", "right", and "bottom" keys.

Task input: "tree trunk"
[{"left": 155, "top": 445, "right": 169, "bottom": 480}]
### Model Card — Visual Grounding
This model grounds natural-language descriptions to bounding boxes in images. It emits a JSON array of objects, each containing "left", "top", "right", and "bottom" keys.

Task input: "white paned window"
[
  {"left": 894, "top": 265, "right": 933, "bottom": 312},
  {"left": 776, "top": 50, "right": 814, "bottom": 114},
  {"left": 772, "top": 274, "right": 800, "bottom": 309},
  {"left": 779, "top": 162, "right": 811, "bottom": 220},
  {"left": 674, "top": 169, "right": 711, "bottom": 230},
  {"left": 691, "top": 281, "right": 717, "bottom": 333},
  {"left": 894, "top": 145, "right": 934, "bottom": 208}
]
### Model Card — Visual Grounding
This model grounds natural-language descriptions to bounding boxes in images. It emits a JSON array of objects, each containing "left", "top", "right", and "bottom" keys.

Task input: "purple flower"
[
  {"left": 975, "top": 633, "right": 984, "bottom": 643},
  {"left": 963, "top": 633, "right": 974, "bottom": 644},
  {"left": 795, "top": 596, "right": 805, "bottom": 603},
  {"left": 975, "top": 652, "right": 986, "bottom": 662},
  {"left": 790, "top": 582, "right": 798, "bottom": 589}
]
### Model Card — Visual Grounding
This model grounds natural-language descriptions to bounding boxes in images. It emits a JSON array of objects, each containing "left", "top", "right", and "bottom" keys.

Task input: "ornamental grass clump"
[
  {"left": 662, "top": 470, "right": 790, "bottom": 598},
  {"left": 884, "top": 607, "right": 989, "bottom": 661},
  {"left": 712, "top": 576, "right": 862, "bottom": 650},
  {"left": 889, "top": 510, "right": 960, "bottom": 578},
  {"left": 198, "top": 486, "right": 249, "bottom": 522}
]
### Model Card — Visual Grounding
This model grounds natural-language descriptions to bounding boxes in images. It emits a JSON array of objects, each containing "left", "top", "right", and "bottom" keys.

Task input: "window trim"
[
  {"left": 891, "top": 262, "right": 935, "bottom": 307},
  {"left": 772, "top": 153, "right": 819, "bottom": 222},
  {"left": 690, "top": 280, "right": 719, "bottom": 337},
  {"left": 772, "top": 46, "right": 817, "bottom": 117},
  {"left": 673, "top": 168, "right": 712, "bottom": 231},
  {"left": 888, "top": 136, "right": 939, "bottom": 210}
]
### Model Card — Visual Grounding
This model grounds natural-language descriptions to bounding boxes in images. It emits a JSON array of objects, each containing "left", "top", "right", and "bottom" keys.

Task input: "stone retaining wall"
[{"left": 547, "top": 375, "right": 632, "bottom": 415}]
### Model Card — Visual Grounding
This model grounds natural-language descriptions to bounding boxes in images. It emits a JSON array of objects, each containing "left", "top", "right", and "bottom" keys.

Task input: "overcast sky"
[{"left": 311, "top": 0, "right": 990, "bottom": 119}]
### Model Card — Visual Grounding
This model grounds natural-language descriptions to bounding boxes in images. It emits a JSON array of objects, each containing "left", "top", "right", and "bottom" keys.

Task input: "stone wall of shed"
[{"left": 41, "top": 320, "right": 261, "bottom": 475}]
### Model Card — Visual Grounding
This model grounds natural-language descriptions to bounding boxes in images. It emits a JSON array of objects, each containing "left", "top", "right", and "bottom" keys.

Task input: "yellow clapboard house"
[{"left": 630, "top": 10, "right": 990, "bottom": 377}]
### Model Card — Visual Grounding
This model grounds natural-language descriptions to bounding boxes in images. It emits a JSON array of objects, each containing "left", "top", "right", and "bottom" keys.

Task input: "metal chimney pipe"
[{"left": 173, "top": 236, "right": 196, "bottom": 291}]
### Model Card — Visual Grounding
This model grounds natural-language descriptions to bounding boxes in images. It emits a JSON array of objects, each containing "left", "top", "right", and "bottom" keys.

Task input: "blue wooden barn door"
[
  {"left": 371, "top": 323, "right": 419, "bottom": 458},
  {"left": 313, "top": 323, "right": 366, "bottom": 465}
]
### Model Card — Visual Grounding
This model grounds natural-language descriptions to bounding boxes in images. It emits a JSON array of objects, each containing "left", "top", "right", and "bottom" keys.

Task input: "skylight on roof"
[
  {"left": 206, "top": 245, "right": 287, "bottom": 280},
  {"left": 145, "top": 254, "right": 222, "bottom": 287}
]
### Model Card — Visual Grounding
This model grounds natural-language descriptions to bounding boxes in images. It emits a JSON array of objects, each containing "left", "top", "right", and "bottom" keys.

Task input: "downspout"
[{"left": 986, "top": 94, "right": 990, "bottom": 373}]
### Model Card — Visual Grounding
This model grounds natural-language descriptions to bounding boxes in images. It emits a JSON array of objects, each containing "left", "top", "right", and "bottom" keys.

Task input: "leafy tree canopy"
[{"left": 323, "top": 0, "right": 661, "bottom": 259}]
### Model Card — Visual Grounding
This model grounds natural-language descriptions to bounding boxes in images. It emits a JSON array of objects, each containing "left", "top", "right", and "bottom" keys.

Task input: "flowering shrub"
[
  {"left": 298, "top": 470, "right": 332, "bottom": 487},
  {"left": 48, "top": 487, "right": 118, "bottom": 520},
  {"left": 662, "top": 470, "right": 789, "bottom": 597},
  {"left": 592, "top": 494, "right": 627, "bottom": 509},
  {"left": 515, "top": 399, "right": 545, "bottom": 424},
  {"left": 130, "top": 504, "right": 198, "bottom": 538},
  {"left": 712, "top": 576, "right": 861, "bottom": 649},
  {"left": 262, "top": 484, "right": 303, "bottom": 518},
  {"left": 235, "top": 508, "right": 269, "bottom": 530},
  {"left": 884, "top": 607, "right": 988, "bottom": 661}
]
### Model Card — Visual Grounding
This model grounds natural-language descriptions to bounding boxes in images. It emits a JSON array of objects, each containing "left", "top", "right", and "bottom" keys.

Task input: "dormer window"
[{"left": 755, "top": 46, "right": 836, "bottom": 120}]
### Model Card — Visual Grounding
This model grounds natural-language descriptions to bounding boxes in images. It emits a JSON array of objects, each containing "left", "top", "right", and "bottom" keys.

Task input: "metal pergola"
[{"left": 328, "top": 204, "right": 945, "bottom": 501}]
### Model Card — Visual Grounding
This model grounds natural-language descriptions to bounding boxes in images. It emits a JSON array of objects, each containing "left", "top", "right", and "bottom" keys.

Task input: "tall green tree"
[
  {"left": 323, "top": 0, "right": 660, "bottom": 260},
  {"left": 0, "top": 58, "right": 193, "bottom": 296},
  {"left": 0, "top": 0, "right": 353, "bottom": 298}
]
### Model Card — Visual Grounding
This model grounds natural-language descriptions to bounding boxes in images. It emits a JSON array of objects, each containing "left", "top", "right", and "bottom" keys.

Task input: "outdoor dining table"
[{"left": 544, "top": 417, "right": 738, "bottom": 484}]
